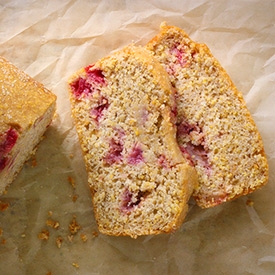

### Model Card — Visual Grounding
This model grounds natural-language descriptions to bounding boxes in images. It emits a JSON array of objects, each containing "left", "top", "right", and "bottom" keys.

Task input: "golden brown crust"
[{"left": 0, "top": 56, "right": 57, "bottom": 133}]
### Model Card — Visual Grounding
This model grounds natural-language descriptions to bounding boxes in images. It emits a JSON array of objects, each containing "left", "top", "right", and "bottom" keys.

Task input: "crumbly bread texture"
[
  {"left": 0, "top": 56, "right": 56, "bottom": 194},
  {"left": 146, "top": 23, "right": 269, "bottom": 208},
  {"left": 68, "top": 45, "right": 197, "bottom": 238}
]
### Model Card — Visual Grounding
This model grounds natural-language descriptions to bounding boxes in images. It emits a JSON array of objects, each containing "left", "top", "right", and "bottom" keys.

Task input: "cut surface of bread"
[
  {"left": 0, "top": 56, "right": 56, "bottom": 194},
  {"left": 68, "top": 45, "right": 197, "bottom": 238},
  {"left": 146, "top": 23, "right": 269, "bottom": 208}
]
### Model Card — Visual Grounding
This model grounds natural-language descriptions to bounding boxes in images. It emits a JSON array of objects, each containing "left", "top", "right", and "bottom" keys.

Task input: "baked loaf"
[
  {"left": 0, "top": 56, "right": 56, "bottom": 194},
  {"left": 146, "top": 23, "right": 269, "bottom": 208},
  {"left": 68, "top": 45, "right": 197, "bottom": 238}
]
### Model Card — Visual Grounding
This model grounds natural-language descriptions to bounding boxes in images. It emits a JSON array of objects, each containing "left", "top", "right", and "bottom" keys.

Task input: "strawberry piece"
[
  {"left": 0, "top": 128, "right": 18, "bottom": 171},
  {"left": 103, "top": 138, "right": 123, "bottom": 165},
  {"left": 121, "top": 189, "right": 149, "bottom": 213},
  {"left": 85, "top": 67, "right": 105, "bottom": 85},
  {"left": 127, "top": 144, "right": 143, "bottom": 165},
  {"left": 70, "top": 68, "right": 105, "bottom": 98},
  {"left": 70, "top": 77, "right": 92, "bottom": 98}
]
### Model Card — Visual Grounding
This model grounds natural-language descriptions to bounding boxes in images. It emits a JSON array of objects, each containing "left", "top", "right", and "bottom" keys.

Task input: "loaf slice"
[
  {"left": 68, "top": 45, "right": 197, "bottom": 238},
  {"left": 146, "top": 23, "right": 269, "bottom": 208},
  {"left": 0, "top": 56, "right": 56, "bottom": 194}
]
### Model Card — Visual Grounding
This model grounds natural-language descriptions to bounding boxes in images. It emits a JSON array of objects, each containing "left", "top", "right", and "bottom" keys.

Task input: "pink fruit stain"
[
  {"left": 70, "top": 67, "right": 105, "bottom": 98},
  {"left": 158, "top": 154, "right": 169, "bottom": 168},
  {"left": 170, "top": 102, "right": 178, "bottom": 125},
  {"left": 127, "top": 144, "right": 143, "bottom": 165},
  {"left": 85, "top": 66, "right": 105, "bottom": 85},
  {"left": 103, "top": 138, "right": 123, "bottom": 165},
  {"left": 170, "top": 44, "right": 187, "bottom": 66},
  {"left": 90, "top": 96, "right": 109, "bottom": 123},
  {"left": 177, "top": 120, "right": 197, "bottom": 136},
  {"left": 121, "top": 189, "right": 148, "bottom": 213},
  {"left": 0, "top": 128, "right": 18, "bottom": 171},
  {"left": 70, "top": 77, "right": 92, "bottom": 98},
  {"left": 177, "top": 120, "right": 210, "bottom": 174},
  {"left": 140, "top": 108, "right": 149, "bottom": 124},
  {"left": 180, "top": 143, "right": 208, "bottom": 167}
]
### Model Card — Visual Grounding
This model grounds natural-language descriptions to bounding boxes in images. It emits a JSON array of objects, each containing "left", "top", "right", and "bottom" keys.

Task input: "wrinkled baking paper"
[{"left": 0, "top": 0, "right": 274, "bottom": 274}]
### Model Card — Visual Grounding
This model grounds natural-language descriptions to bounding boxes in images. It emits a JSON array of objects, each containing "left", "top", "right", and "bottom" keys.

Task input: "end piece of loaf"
[
  {"left": 68, "top": 45, "right": 197, "bottom": 238},
  {"left": 146, "top": 23, "right": 269, "bottom": 208},
  {"left": 0, "top": 56, "right": 56, "bottom": 194}
]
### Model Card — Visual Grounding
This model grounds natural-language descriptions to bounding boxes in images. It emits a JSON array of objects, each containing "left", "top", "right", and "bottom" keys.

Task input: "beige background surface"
[{"left": 0, "top": 0, "right": 274, "bottom": 274}]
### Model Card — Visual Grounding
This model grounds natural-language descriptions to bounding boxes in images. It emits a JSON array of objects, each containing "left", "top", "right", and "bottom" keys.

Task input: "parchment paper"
[{"left": 0, "top": 1, "right": 274, "bottom": 274}]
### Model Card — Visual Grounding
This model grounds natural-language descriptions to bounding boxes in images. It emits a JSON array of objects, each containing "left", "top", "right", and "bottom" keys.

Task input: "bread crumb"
[
  {"left": 46, "top": 218, "right": 60, "bottom": 229},
  {"left": 0, "top": 201, "right": 9, "bottom": 211},
  {"left": 46, "top": 272, "right": 52, "bottom": 275},
  {"left": 92, "top": 230, "right": 99, "bottom": 238},
  {"left": 68, "top": 176, "right": 76, "bottom": 189},
  {"left": 72, "top": 194, "right": 79, "bottom": 202},
  {"left": 80, "top": 233, "right": 88, "bottom": 242},
  {"left": 56, "top": 236, "right": 63, "bottom": 248},
  {"left": 69, "top": 216, "right": 81, "bottom": 235},
  {"left": 48, "top": 211, "right": 53, "bottom": 217},
  {"left": 38, "top": 229, "right": 50, "bottom": 240},
  {"left": 0, "top": 228, "right": 3, "bottom": 236},
  {"left": 72, "top": 262, "right": 79, "bottom": 268},
  {"left": 246, "top": 199, "right": 254, "bottom": 207},
  {"left": 31, "top": 157, "right": 37, "bottom": 167},
  {"left": 67, "top": 235, "right": 74, "bottom": 243}
]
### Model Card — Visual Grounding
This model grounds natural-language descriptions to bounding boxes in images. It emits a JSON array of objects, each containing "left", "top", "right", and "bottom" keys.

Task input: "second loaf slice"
[
  {"left": 68, "top": 45, "right": 197, "bottom": 238},
  {"left": 146, "top": 23, "right": 269, "bottom": 208}
]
